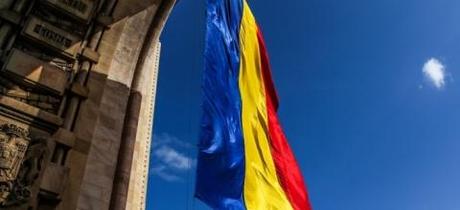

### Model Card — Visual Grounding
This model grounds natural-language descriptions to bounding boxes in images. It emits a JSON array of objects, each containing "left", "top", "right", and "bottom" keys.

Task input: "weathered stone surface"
[
  {"left": 40, "top": 163, "right": 70, "bottom": 195},
  {"left": 70, "top": 83, "right": 89, "bottom": 99},
  {"left": 124, "top": 42, "right": 162, "bottom": 210},
  {"left": 81, "top": 48, "right": 100, "bottom": 63},
  {"left": 51, "top": 128, "right": 76, "bottom": 148}
]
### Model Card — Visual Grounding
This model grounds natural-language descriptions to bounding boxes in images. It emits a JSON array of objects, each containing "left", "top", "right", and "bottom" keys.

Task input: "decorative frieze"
[{"left": 0, "top": 89, "right": 61, "bottom": 113}]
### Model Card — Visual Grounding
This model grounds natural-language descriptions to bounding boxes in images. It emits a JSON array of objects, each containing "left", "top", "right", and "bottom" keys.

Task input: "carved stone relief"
[
  {"left": 0, "top": 124, "right": 47, "bottom": 207},
  {"left": 0, "top": 77, "right": 62, "bottom": 114}
]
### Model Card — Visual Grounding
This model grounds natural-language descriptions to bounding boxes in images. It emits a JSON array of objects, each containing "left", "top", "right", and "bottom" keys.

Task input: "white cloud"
[
  {"left": 150, "top": 133, "right": 195, "bottom": 182},
  {"left": 153, "top": 146, "right": 193, "bottom": 171},
  {"left": 423, "top": 58, "right": 447, "bottom": 89}
]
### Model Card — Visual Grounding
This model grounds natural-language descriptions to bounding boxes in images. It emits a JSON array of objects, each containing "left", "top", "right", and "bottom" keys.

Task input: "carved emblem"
[
  {"left": 0, "top": 124, "right": 47, "bottom": 207},
  {"left": 0, "top": 125, "right": 29, "bottom": 183}
]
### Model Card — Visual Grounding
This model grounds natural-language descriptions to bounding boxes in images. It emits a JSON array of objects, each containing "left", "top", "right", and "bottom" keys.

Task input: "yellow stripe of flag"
[{"left": 238, "top": 2, "right": 294, "bottom": 209}]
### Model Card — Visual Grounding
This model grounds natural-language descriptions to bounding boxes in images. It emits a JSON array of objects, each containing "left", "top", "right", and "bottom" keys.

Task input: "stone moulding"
[{"left": 0, "top": 97, "right": 63, "bottom": 135}]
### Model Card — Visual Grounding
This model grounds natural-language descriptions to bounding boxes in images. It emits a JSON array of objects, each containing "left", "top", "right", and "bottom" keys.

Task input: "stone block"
[
  {"left": 70, "top": 83, "right": 89, "bottom": 98},
  {"left": 52, "top": 128, "right": 76, "bottom": 148},
  {"left": 40, "top": 163, "right": 70, "bottom": 195},
  {"left": 73, "top": 137, "right": 91, "bottom": 154},
  {"left": 4, "top": 49, "right": 68, "bottom": 95},
  {"left": 81, "top": 48, "right": 100, "bottom": 63}
]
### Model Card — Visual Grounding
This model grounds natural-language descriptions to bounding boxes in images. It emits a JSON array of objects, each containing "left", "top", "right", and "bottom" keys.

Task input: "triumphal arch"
[{"left": 0, "top": 0, "right": 175, "bottom": 209}]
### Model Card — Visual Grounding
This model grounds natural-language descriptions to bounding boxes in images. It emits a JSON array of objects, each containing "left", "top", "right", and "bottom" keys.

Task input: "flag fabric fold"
[{"left": 195, "top": 0, "right": 312, "bottom": 209}]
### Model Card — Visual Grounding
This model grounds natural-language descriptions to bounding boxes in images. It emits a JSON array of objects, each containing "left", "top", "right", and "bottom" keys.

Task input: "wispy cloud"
[
  {"left": 423, "top": 58, "right": 447, "bottom": 89},
  {"left": 150, "top": 133, "right": 195, "bottom": 182},
  {"left": 154, "top": 133, "right": 194, "bottom": 149},
  {"left": 153, "top": 146, "right": 193, "bottom": 171},
  {"left": 150, "top": 165, "right": 182, "bottom": 182}
]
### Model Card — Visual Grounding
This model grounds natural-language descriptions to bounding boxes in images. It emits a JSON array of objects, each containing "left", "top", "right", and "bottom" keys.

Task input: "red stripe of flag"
[{"left": 257, "top": 28, "right": 313, "bottom": 210}]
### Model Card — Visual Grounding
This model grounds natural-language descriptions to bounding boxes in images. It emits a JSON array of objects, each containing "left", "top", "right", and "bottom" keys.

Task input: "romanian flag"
[{"left": 195, "top": 0, "right": 312, "bottom": 209}]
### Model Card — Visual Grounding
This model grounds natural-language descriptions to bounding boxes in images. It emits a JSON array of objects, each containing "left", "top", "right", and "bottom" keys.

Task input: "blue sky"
[{"left": 147, "top": 0, "right": 460, "bottom": 209}]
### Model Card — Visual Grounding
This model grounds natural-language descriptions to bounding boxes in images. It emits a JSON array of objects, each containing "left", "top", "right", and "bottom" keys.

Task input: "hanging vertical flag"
[{"left": 195, "top": 0, "right": 312, "bottom": 209}]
